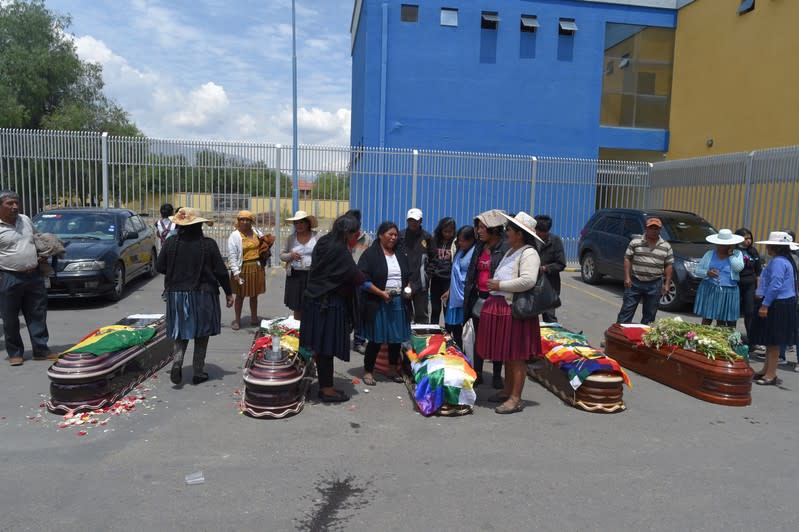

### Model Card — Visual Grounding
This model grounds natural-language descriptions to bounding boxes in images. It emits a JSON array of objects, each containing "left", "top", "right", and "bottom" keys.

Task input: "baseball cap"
[
  {"left": 645, "top": 217, "right": 662, "bottom": 228},
  {"left": 407, "top": 208, "right": 423, "bottom": 221}
]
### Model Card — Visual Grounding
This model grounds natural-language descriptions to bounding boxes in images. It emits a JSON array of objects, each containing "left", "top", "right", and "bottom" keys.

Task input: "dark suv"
[{"left": 577, "top": 209, "right": 717, "bottom": 311}]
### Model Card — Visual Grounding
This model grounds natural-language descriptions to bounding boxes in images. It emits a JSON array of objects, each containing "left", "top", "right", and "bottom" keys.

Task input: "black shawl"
[{"left": 304, "top": 233, "right": 361, "bottom": 299}]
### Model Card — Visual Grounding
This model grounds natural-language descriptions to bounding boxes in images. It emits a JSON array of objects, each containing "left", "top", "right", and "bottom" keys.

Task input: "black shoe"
[
  {"left": 170, "top": 364, "right": 182, "bottom": 385},
  {"left": 317, "top": 390, "right": 349, "bottom": 403},
  {"left": 192, "top": 372, "right": 209, "bottom": 385},
  {"left": 492, "top": 374, "right": 504, "bottom": 389}
]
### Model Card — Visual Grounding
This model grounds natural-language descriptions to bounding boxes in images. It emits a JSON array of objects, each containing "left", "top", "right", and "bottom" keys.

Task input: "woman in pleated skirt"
[{"left": 693, "top": 229, "right": 745, "bottom": 327}]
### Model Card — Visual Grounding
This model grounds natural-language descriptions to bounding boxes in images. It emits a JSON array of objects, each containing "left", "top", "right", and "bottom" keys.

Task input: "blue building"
[
  {"left": 349, "top": 0, "right": 689, "bottom": 242},
  {"left": 349, "top": 0, "right": 697, "bottom": 158}
]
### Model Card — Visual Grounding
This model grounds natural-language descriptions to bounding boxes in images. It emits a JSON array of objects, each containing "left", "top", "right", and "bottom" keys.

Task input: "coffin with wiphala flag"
[{"left": 47, "top": 314, "right": 172, "bottom": 414}]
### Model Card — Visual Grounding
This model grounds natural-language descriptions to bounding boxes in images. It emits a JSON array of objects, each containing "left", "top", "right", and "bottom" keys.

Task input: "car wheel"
[
  {"left": 659, "top": 279, "right": 683, "bottom": 312},
  {"left": 580, "top": 252, "right": 602, "bottom": 284},
  {"left": 107, "top": 262, "right": 126, "bottom": 301},
  {"left": 147, "top": 248, "right": 158, "bottom": 279}
]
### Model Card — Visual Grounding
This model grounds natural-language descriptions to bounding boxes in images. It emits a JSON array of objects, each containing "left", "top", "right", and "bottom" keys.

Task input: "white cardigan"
[
  {"left": 497, "top": 245, "right": 541, "bottom": 304},
  {"left": 227, "top": 228, "right": 263, "bottom": 276}
]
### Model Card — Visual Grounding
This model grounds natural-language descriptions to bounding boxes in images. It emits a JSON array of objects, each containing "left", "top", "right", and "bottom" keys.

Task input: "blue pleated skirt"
[
  {"left": 693, "top": 280, "right": 740, "bottom": 322},
  {"left": 166, "top": 290, "right": 222, "bottom": 340},
  {"left": 361, "top": 295, "right": 411, "bottom": 344},
  {"left": 444, "top": 306, "right": 464, "bottom": 327}
]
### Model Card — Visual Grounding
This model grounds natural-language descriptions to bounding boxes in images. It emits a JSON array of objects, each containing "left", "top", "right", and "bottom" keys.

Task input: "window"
[
  {"left": 124, "top": 216, "right": 137, "bottom": 235},
  {"left": 520, "top": 15, "right": 538, "bottom": 33},
  {"left": 132, "top": 216, "right": 147, "bottom": 232},
  {"left": 559, "top": 18, "right": 578, "bottom": 36},
  {"left": 737, "top": 0, "right": 755, "bottom": 15},
  {"left": 401, "top": 4, "right": 418, "bottom": 23},
  {"left": 481, "top": 11, "right": 499, "bottom": 30},
  {"left": 441, "top": 8, "right": 458, "bottom": 27},
  {"left": 600, "top": 23, "right": 675, "bottom": 130}
]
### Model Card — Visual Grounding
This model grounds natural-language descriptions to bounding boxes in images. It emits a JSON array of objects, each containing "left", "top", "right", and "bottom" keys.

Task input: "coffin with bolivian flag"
[
  {"left": 47, "top": 314, "right": 172, "bottom": 414},
  {"left": 528, "top": 324, "right": 629, "bottom": 413},
  {"left": 404, "top": 326, "right": 476, "bottom": 417}
]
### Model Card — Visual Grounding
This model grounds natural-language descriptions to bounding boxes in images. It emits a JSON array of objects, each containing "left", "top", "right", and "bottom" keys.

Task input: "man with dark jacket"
[
  {"left": 399, "top": 208, "right": 432, "bottom": 323},
  {"left": 534, "top": 215, "right": 567, "bottom": 323}
]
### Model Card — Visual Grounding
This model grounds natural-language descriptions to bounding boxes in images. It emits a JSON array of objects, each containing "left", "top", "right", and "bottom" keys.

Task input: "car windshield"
[
  {"left": 34, "top": 213, "right": 117, "bottom": 241},
  {"left": 661, "top": 218, "right": 717, "bottom": 243}
]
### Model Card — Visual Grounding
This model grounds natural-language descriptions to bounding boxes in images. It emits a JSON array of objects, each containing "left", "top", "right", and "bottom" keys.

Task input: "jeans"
[
  {"left": 738, "top": 278, "right": 757, "bottom": 347},
  {"left": 0, "top": 270, "right": 50, "bottom": 359},
  {"left": 617, "top": 277, "right": 663, "bottom": 325}
]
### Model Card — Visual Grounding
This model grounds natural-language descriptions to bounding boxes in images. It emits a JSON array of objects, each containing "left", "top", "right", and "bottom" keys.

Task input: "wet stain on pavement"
[{"left": 297, "top": 473, "right": 371, "bottom": 531}]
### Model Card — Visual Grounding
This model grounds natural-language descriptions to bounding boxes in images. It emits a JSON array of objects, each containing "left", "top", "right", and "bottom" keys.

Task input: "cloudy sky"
[{"left": 46, "top": 0, "right": 354, "bottom": 145}]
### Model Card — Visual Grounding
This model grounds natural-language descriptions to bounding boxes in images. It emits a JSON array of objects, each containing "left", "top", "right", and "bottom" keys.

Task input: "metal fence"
[
  {"left": 3, "top": 128, "right": 797, "bottom": 265},
  {"left": 649, "top": 145, "right": 799, "bottom": 241}
]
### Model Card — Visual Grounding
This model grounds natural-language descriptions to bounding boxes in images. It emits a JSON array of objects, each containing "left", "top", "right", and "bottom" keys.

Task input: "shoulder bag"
[{"left": 511, "top": 250, "right": 561, "bottom": 320}]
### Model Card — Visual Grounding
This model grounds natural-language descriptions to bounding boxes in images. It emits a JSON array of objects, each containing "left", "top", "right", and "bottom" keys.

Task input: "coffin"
[
  {"left": 47, "top": 314, "right": 172, "bottom": 414},
  {"left": 604, "top": 323, "right": 753, "bottom": 407},
  {"left": 241, "top": 320, "right": 312, "bottom": 419},
  {"left": 528, "top": 325, "right": 627, "bottom": 414},
  {"left": 402, "top": 325, "right": 475, "bottom": 417}
]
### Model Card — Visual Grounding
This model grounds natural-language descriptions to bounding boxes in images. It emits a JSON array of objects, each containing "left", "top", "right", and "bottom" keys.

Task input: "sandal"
[
  {"left": 362, "top": 374, "right": 376, "bottom": 386},
  {"left": 755, "top": 377, "right": 780, "bottom": 386},
  {"left": 487, "top": 392, "right": 510, "bottom": 403},
  {"left": 231, "top": 320, "right": 240, "bottom": 331},
  {"left": 386, "top": 372, "right": 404, "bottom": 383},
  {"left": 751, "top": 372, "right": 765, "bottom": 381},
  {"left": 495, "top": 401, "right": 524, "bottom": 414}
]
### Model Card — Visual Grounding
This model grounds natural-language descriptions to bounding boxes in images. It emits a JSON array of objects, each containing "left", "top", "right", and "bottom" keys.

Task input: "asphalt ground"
[{"left": 0, "top": 270, "right": 797, "bottom": 532}]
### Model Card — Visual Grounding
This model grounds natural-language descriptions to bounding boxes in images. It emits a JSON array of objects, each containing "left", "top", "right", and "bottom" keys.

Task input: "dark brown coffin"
[
  {"left": 242, "top": 331, "right": 312, "bottom": 419},
  {"left": 604, "top": 323, "right": 754, "bottom": 406},
  {"left": 47, "top": 315, "right": 172, "bottom": 414}
]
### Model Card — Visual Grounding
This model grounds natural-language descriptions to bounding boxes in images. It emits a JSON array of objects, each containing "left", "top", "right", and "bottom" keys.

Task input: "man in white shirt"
[{"left": 0, "top": 191, "right": 56, "bottom": 366}]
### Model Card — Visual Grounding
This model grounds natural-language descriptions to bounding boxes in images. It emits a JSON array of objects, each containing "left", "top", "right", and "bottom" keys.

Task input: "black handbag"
[{"left": 512, "top": 272, "right": 561, "bottom": 320}]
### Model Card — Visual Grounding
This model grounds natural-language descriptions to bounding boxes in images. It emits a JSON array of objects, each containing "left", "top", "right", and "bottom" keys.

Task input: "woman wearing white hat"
[
  {"left": 749, "top": 231, "right": 799, "bottom": 385},
  {"left": 479, "top": 211, "right": 544, "bottom": 414},
  {"left": 693, "top": 229, "right": 745, "bottom": 327},
  {"left": 280, "top": 210, "right": 318, "bottom": 320}
]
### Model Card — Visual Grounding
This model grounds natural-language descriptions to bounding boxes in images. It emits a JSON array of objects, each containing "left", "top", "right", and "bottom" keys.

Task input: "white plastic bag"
[{"left": 462, "top": 319, "right": 475, "bottom": 365}]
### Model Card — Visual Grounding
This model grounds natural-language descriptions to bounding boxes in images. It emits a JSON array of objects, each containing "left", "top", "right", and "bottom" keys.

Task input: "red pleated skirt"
[{"left": 475, "top": 295, "right": 541, "bottom": 361}]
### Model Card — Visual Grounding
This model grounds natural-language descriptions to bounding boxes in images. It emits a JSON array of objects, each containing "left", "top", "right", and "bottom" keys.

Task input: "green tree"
[
  {"left": 312, "top": 171, "right": 350, "bottom": 200},
  {"left": 0, "top": 0, "right": 140, "bottom": 135}
]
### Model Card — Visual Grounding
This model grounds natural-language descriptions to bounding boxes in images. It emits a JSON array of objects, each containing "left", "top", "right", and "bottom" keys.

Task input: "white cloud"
[
  {"left": 55, "top": 1, "right": 354, "bottom": 146},
  {"left": 168, "top": 82, "right": 230, "bottom": 129}
]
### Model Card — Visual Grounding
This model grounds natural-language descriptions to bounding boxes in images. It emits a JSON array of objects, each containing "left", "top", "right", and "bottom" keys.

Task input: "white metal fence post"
[
  {"left": 274, "top": 144, "right": 282, "bottom": 268},
  {"left": 411, "top": 149, "right": 418, "bottom": 208},
  {"left": 529, "top": 156, "right": 537, "bottom": 213},
  {"left": 101, "top": 132, "right": 109, "bottom": 209},
  {"left": 743, "top": 151, "right": 755, "bottom": 229}
]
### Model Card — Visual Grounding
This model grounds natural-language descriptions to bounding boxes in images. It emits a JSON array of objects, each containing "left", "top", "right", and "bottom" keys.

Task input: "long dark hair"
[
  {"left": 377, "top": 220, "right": 399, "bottom": 238},
  {"left": 433, "top": 217, "right": 456, "bottom": 244},
  {"left": 456, "top": 225, "right": 475, "bottom": 250},
  {"left": 329, "top": 214, "right": 360, "bottom": 244},
  {"left": 735, "top": 227, "right": 752, "bottom": 248}
]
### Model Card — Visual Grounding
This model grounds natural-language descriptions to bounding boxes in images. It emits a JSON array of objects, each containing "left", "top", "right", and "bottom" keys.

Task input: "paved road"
[{"left": 0, "top": 271, "right": 796, "bottom": 531}]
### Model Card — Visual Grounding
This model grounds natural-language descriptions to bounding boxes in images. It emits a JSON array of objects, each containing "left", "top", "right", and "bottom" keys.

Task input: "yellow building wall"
[{"left": 667, "top": 0, "right": 799, "bottom": 159}]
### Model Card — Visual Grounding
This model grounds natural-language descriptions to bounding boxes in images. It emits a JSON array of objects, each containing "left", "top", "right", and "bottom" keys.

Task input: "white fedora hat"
[
  {"left": 499, "top": 211, "right": 544, "bottom": 243},
  {"left": 756, "top": 231, "right": 799, "bottom": 251},
  {"left": 706, "top": 229, "right": 744, "bottom": 246}
]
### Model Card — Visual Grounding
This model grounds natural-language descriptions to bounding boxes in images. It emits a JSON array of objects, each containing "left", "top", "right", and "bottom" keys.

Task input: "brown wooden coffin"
[
  {"left": 527, "top": 358, "right": 626, "bottom": 413},
  {"left": 604, "top": 323, "right": 753, "bottom": 407}
]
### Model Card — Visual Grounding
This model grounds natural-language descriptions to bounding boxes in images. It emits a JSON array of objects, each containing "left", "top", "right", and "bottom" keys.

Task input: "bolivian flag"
[
  {"left": 63, "top": 325, "right": 157, "bottom": 356},
  {"left": 407, "top": 334, "right": 476, "bottom": 416}
]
